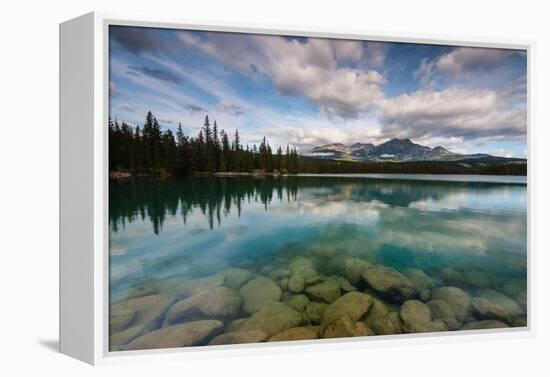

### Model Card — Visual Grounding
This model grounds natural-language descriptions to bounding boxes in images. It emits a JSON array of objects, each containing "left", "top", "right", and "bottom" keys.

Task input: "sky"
[{"left": 109, "top": 26, "right": 527, "bottom": 158}]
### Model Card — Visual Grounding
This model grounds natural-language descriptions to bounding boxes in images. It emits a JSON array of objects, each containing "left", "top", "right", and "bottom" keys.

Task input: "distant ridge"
[{"left": 305, "top": 138, "right": 500, "bottom": 162}]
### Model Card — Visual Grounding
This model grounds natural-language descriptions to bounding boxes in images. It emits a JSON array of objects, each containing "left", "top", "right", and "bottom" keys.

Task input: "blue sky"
[{"left": 109, "top": 26, "right": 527, "bottom": 157}]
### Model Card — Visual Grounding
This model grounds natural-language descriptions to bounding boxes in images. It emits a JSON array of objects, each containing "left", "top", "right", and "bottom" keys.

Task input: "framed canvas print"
[{"left": 60, "top": 12, "right": 533, "bottom": 365}]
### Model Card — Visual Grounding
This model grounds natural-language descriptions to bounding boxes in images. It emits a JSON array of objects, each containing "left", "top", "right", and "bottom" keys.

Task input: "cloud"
[
  {"left": 498, "top": 75, "right": 527, "bottom": 101},
  {"left": 217, "top": 103, "right": 245, "bottom": 117},
  {"left": 183, "top": 104, "right": 209, "bottom": 115},
  {"left": 110, "top": 26, "right": 163, "bottom": 55},
  {"left": 489, "top": 149, "right": 512, "bottom": 158},
  {"left": 117, "top": 103, "right": 134, "bottom": 112},
  {"left": 109, "top": 82, "right": 119, "bottom": 98},
  {"left": 178, "top": 32, "right": 387, "bottom": 118},
  {"left": 259, "top": 114, "right": 384, "bottom": 151},
  {"left": 127, "top": 65, "right": 182, "bottom": 84},
  {"left": 415, "top": 47, "right": 518, "bottom": 86},
  {"left": 436, "top": 47, "right": 514, "bottom": 76},
  {"left": 378, "top": 88, "right": 526, "bottom": 141},
  {"left": 157, "top": 118, "right": 173, "bottom": 124}
]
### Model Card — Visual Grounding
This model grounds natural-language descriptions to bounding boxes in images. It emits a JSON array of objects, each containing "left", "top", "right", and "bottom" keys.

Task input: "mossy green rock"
[
  {"left": 157, "top": 274, "right": 225, "bottom": 298},
  {"left": 461, "top": 320, "right": 509, "bottom": 330},
  {"left": 269, "top": 327, "right": 319, "bottom": 342},
  {"left": 239, "top": 277, "right": 282, "bottom": 314},
  {"left": 321, "top": 292, "right": 373, "bottom": 327},
  {"left": 164, "top": 287, "right": 242, "bottom": 324},
  {"left": 110, "top": 294, "right": 173, "bottom": 333},
  {"left": 321, "top": 316, "right": 373, "bottom": 338},
  {"left": 364, "top": 297, "right": 390, "bottom": 327},
  {"left": 403, "top": 268, "right": 436, "bottom": 292},
  {"left": 371, "top": 312, "right": 402, "bottom": 335},
  {"left": 209, "top": 330, "right": 268, "bottom": 345},
  {"left": 110, "top": 325, "right": 145, "bottom": 348},
  {"left": 427, "top": 299, "right": 462, "bottom": 330},
  {"left": 463, "top": 270, "right": 491, "bottom": 289},
  {"left": 225, "top": 318, "right": 249, "bottom": 332},
  {"left": 438, "top": 267, "right": 465, "bottom": 286},
  {"left": 304, "top": 302, "right": 328, "bottom": 325},
  {"left": 110, "top": 308, "right": 137, "bottom": 333},
  {"left": 239, "top": 302, "right": 303, "bottom": 337},
  {"left": 362, "top": 265, "right": 417, "bottom": 302},
  {"left": 478, "top": 289, "right": 523, "bottom": 316},
  {"left": 343, "top": 258, "right": 373, "bottom": 285},
  {"left": 305, "top": 280, "right": 341, "bottom": 303},
  {"left": 126, "top": 320, "right": 224, "bottom": 350},
  {"left": 431, "top": 286, "right": 473, "bottom": 322},
  {"left": 283, "top": 294, "right": 310, "bottom": 313},
  {"left": 224, "top": 268, "right": 254, "bottom": 290},
  {"left": 400, "top": 299, "right": 447, "bottom": 333},
  {"left": 288, "top": 275, "right": 306, "bottom": 293}
]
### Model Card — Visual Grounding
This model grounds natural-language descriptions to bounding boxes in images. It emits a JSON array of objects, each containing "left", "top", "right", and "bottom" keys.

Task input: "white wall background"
[{"left": 0, "top": 0, "right": 548, "bottom": 375}]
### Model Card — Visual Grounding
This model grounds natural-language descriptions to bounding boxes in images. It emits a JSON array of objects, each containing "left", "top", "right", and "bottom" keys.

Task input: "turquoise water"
[{"left": 109, "top": 175, "right": 527, "bottom": 350}]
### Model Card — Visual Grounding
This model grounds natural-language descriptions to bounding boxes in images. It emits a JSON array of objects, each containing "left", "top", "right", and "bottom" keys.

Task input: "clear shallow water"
[{"left": 109, "top": 175, "right": 527, "bottom": 350}]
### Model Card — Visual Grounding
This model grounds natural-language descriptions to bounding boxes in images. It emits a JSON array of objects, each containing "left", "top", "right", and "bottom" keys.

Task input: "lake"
[{"left": 109, "top": 175, "right": 528, "bottom": 350}]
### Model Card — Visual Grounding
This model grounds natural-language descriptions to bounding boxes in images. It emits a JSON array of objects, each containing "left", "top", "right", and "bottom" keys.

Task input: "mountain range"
[{"left": 304, "top": 138, "right": 499, "bottom": 162}]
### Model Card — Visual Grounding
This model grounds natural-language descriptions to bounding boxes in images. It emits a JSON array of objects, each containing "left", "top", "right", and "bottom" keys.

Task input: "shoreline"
[{"left": 110, "top": 170, "right": 527, "bottom": 184}]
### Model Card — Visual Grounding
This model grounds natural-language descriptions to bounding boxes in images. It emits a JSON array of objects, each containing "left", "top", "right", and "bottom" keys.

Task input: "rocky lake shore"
[{"left": 109, "top": 254, "right": 527, "bottom": 351}]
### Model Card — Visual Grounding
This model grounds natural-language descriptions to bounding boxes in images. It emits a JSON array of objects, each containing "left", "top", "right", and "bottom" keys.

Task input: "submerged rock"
[
  {"left": 419, "top": 290, "right": 431, "bottom": 302},
  {"left": 110, "top": 325, "right": 145, "bottom": 348},
  {"left": 431, "top": 286, "right": 473, "bottom": 323},
  {"left": 400, "top": 300, "right": 432, "bottom": 325},
  {"left": 283, "top": 294, "right": 310, "bottom": 313},
  {"left": 364, "top": 297, "right": 390, "bottom": 327},
  {"left": 191, "top": 258, "right": 229, "bottom": 277},
  {"left": 343, "top": 257, "right": 373, "bottom": 285},
  {"left": 269, "top": 327, "right": 319, "bottom": 342},
  {"left": 110, "top": 294, "right": 173, "bottom": 334},
  {"left": 126, "top": 280, "right": 159, "bottom": 300},
  {"left": 304, "top": 302, "right": 328, "bottom": 325},
  {"left": 362, "top": 265, "right": 417, "bottom": 302},
  {"left": 463, "top": 270, "right": 491, "bottom": 289},
  {"left": 321, "top": 292, "right": 373, "bottom": 327},
  {"left": 239, "top": 302, "right": 303, "bottom": 337},
  {"left": 305, "top": 280, "right": 341, "bottom": 303},
  {"left": 158, "top": 274, "right": 225, "bottom": 298},
  {"left": 400, "top": 300, "right": 447, "bottom": 333},
  {"left": 478, "top": 289, "right": 523, "bottom": 316},
  {"left": 224, "top": 268, "right": 254, "bottom": 290},
  {"left": 110, "top": 308, "right": 137, "bottom": 333},
  {"left": 472, "top": 297, "right": 512, "bottom": 324},
  {"left": 321, "top": 316, "right": 373, "bottom": 338},
  {"left": 326, "top": 275, "right": 357, "bottom": 292},
  {"left": 461, "top": 320, "right": 509, "bottom": 330},
  {"left": 238, "top": 276, "right": 282, "bottom": 314},
  {"left": 209, "top": 330, "right": 268, "bottom": 345},
  {"left": 225, "top": 318, "right": 249, "bottom": 332},
  {"left": 289, "top": 257, "right": 322, "bottom": 287},
  {"left": 371, "top": 312, "right": 402, "bottom": 335},
  {"left": 471, "top": 288, "right": 524, "bottom": 325},
  {"left": 427, "top": 299, "right": 462, "bottom": 330},
  {"left": 164, "top": 287, "right": 242, "bottom": 325},
  {"left": 288, "top": 275, "right": 305, "bottom": 293},
  {"left": 269, "top": 268, "right": 292, "bottom": 281},
  {"left": 501, "top": 278, "right": 527, "bottom": 299},
  {"left": 126, "top": 320, "right": 224, "bottom": 350},
  {"left": 403, "top": 268, "right": 436, "bottom": 292},
  {"left": 279, "top": 278, "right": 289, "bottom": 291},
  {"left": 501, "top": 278, "right": 527, "bottom": 309},
  {"left": 511, "top": 315, "right": 528, "bottom": 327},
  {"left": 438, "top": 267, "right": 465, "bottom": 286}
]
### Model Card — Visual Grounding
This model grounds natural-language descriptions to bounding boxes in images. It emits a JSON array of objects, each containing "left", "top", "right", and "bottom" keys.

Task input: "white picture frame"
[{"left": 59, "top": 11, "right": 535, "bottom": 365}]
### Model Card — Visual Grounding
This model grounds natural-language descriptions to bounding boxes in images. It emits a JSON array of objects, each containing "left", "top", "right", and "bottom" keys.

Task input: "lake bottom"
[{"left": 109, "top": 176, "right": 527, "bottom": 351}]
